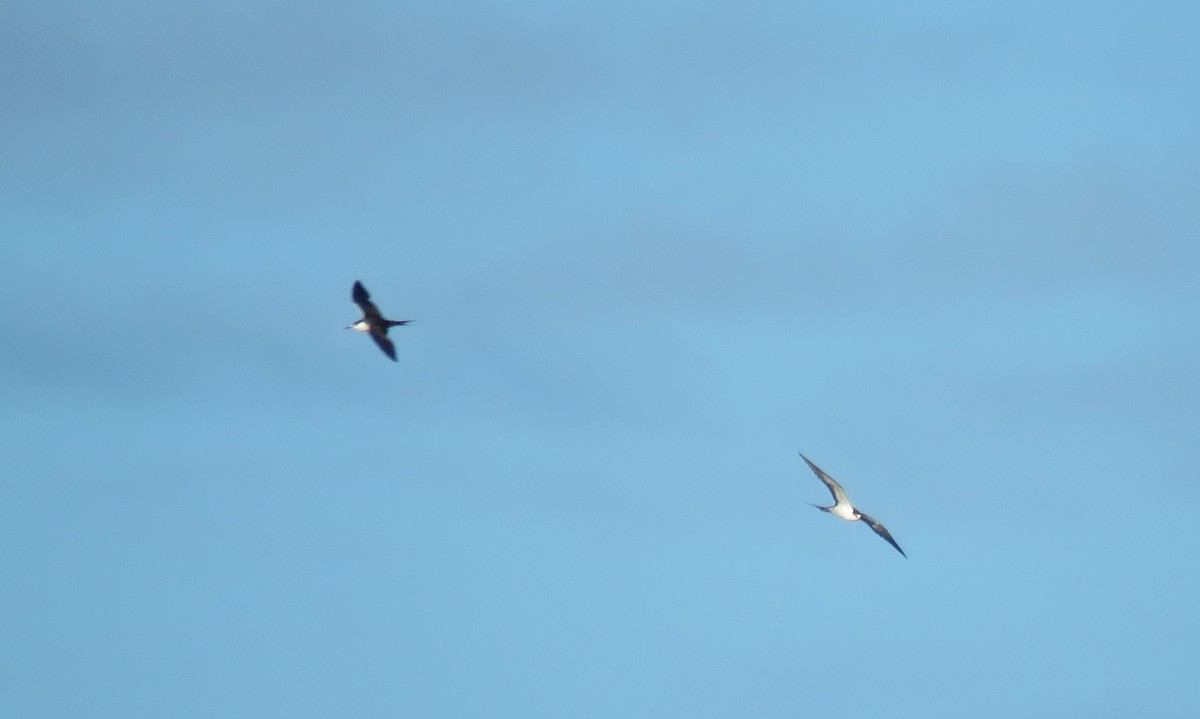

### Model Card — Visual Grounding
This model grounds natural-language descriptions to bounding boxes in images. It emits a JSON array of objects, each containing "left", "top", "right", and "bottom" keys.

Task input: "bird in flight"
[
  {"left": 346, "top": 280, "right": 412, "bottom": 361},
  {"left": 800, "top": 452, "right": 906, "bottom": 557}
]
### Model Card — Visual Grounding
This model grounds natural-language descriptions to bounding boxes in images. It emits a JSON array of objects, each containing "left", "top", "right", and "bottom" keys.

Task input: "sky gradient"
[{"left": 4, "top": 2, "right": 1200, "bottom": 717}]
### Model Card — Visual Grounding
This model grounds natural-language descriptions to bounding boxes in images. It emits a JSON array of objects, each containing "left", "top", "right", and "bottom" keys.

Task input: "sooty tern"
[
  {"left": 346, "top": 280, "right": 411, "bottom": 361},
  {"left": 800, "top": 452, "right": 906, "bottom": 557}
]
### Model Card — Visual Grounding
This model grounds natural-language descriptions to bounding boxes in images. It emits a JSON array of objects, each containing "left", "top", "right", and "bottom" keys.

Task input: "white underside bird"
[
  {"left": 346, "top": 280, "right": 412, "bottom": 362},
  {"left": 800, "top": 452, "right": 906, "bottom": 557}
]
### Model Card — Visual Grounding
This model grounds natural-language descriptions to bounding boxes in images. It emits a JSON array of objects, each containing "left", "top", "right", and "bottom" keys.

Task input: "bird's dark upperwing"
[
  {"left": 799, "top": 452, "right": 851, "bottom": 507},
  {"left": 352, "top": 281, "right": 383, "bottom": 320},
  {"left": 369, "top": 327, "right": 397, "bottom": 361},
  {"left": 857, "top": 511, "right": 906, "bottom": 557}
]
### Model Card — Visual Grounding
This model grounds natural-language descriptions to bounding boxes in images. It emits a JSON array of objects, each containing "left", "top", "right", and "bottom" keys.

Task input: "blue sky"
[{"left": 3, "top": 1, "right": 1199, "bottom": 716}]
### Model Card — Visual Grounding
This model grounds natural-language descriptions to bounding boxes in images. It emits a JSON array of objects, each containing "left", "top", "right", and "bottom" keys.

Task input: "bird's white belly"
[{"left": 831, "top": 504, "right": 859, "bottom": 521}]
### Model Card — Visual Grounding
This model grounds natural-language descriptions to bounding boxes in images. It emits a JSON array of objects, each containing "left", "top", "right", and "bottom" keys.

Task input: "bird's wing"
[
  {"left": 352, "top": 281, "right": 383, "bottom": 320},
  {"left": 857, "top": 511, "right": 906, "bottom": 557},
  {"left": 369, "top": 327, "right": 397, "bottom": 361},
  {"left": 799, "top": 452, "right": 851, "bottom": 506}
]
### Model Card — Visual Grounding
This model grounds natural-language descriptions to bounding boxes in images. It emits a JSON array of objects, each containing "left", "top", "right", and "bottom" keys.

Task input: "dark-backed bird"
[
  {"left": 346, "top": 280, "right": 411, "bottom": 361},
  {"left": 799, "top": 452, "right": 906, "bottom": 557}
]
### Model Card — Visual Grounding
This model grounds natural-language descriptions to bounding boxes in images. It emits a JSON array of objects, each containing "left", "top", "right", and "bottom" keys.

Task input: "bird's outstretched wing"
[
  {"left": 368, "top": 327, "right": 397, "bottom": 361},
  {"left": 857, "top": 511, "right": 906, "bottom": 557},
  {"left": 352, "top": 281, "right": 383, "bottom": 320},
  {"left": 799, "top": 452, "right": 851, "bottom": 507}
]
